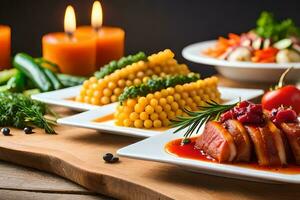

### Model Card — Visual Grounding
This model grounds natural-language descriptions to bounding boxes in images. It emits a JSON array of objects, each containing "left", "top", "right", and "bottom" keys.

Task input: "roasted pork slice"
[
  {"left": 224, "top": 120, "right": 252, "bottom": 162},
  {"left": 267, "top": 122, "right": 288, "bottom": 165},
  {"left": 245, "top": 126, "right": 269, "bottom": 166},
  {"left": 195, "top": 121, "right": 237, "bottom": 162},
  {"left": 245, "top": 122, "right": 287, "bottom": 166},
  {"left": 281, "top": 122, "right": 300, "bottom": 164}
]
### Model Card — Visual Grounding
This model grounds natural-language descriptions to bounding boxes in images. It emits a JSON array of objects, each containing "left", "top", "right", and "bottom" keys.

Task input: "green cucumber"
[
  {"left": 0, "top": 68, "right": 18, "bottom": 85},
  {"left": 57, "top": 74, "right": 86, "bottom": 87},
  {"left": 42, "top": 68, "right": 64, "bottom": 90},
  {"left": 13, "top": 53, "right": 53, "bottom": 92}
]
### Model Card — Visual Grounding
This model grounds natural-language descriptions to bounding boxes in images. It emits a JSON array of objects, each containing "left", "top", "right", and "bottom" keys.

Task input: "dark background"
[{"left": 1, "top": 0, "right": 299, "bottom": 76}]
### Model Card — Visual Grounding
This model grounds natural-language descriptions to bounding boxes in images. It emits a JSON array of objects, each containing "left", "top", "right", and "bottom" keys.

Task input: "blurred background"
[{"left": 0, "top": 0, "right": 299, "bottom": 76}]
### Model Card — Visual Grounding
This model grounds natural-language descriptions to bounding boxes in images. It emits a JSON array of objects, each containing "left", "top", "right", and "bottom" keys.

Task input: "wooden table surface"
[{"left": 0, "top": 76, "right": 285, "bottom": 200}]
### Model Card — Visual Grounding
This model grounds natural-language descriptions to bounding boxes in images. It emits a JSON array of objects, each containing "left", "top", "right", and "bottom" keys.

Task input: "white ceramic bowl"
[{"left": 182, "top": 40, "right": 300, "bottom": 82}]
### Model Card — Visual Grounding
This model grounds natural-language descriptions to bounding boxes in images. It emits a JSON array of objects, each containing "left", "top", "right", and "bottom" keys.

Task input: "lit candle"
[
  {"left": 77, "top": 1, "right": 125, "bottom": 68},
  {"left": 42, "top": 6, "right": 97, "bottom": 76},
  {"left": 0, "top": 25, "right": 11, "bottom": 69}
]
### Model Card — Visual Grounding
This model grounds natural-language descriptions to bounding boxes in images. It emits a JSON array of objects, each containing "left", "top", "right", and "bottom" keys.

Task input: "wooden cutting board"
[{"left": 0, "top": 77, "right": 299, "bottom": 200}]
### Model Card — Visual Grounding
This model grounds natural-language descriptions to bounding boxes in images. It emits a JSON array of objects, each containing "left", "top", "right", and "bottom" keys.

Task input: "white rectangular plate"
[
  {"left": 57, "top": 87, "right": 264, "bottom": 138},
  {"left": 117, "top": 129, "right": 300, "bottom": 184},
  {"left": 31, "top": 86, "right": 103, "bottom": 111}
]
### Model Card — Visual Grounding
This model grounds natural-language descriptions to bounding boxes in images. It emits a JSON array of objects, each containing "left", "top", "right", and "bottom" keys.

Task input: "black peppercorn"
[
  {"left": 24, "top": 126, "right": 33, "bottom": 134},
  {"left": 110, "top": 157, "right": 119, "bottom": 163},
  {"left": 103, "top": 153, "right": 114, "bottom": 162},
  {"left": 1, "top": 127, "right": 10, "bottom": 136}
]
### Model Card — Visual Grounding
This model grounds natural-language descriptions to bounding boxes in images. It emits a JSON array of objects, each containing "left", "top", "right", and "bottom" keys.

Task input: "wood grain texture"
[
  {"left": 0, "top": 161, "right": 90, "bottom": 193},
  {"left": 0, "top": 77, "right": 298, "bottom": 200},
  {"left": 0, "top": 189, "right": 109, "bottom": 200}
]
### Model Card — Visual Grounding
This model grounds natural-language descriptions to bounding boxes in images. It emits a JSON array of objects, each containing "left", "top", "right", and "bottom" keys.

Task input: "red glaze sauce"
[{"left": 165, "top": 137, "right": 300, "bottom": 174}]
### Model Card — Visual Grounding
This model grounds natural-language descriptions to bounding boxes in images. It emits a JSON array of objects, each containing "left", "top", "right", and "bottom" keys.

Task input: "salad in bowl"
[
  {"left": 204, "top": 12, "right": 300, "bottom": 63},
  {"left": 182, "top": 12, "right": 300, "bottom": 82}
]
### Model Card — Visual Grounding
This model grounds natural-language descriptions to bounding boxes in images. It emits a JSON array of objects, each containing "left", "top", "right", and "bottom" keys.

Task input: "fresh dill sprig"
[
  {"left": 0, "top": 92, "right": 57, "bottom": 134},
  {"left": 172, "top": 100, "right": 238, "bottom": 138}
]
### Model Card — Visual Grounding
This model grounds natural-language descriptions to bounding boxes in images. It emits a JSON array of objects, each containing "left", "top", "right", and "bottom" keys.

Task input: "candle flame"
[
  {"left": 91, "top": 1, "right": 103, "bottom": 30},
  {"left": 64, "top": 5, "right": 76, "bottom": 35}
]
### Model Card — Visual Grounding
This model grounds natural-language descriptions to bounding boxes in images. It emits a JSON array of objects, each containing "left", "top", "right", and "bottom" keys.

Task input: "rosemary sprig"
[{"left": 172, "top": 100, "right": 238, "bottom": 138}]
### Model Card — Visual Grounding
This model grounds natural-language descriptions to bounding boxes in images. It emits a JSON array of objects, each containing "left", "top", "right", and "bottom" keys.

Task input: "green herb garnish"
[
  {"left": 0, "top": 92, "right": 56, "bottom": 134},
  {"left": 255, "top": 11, "right": 300, "bottom": 41},
  {"left": 94, "top": 52, "right": 147, "bottom": 79},
  {"left": 119, "top": 73, "right": 200, "bottom": 103},
  {"left": 172, "top": 101, "right": 238, "bottom": 138}
]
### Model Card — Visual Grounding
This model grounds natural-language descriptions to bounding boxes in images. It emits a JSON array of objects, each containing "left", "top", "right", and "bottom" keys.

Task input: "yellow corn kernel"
[
  {"left": 138, "top": 97, "right": 148, "bottom": 106},
  {"left": 150, "top": 99, "right": 158, "bottom": 107},
  {"left": 117, "top": 79, "right": 126, "bottom": 87},
  {"left": 159, "top": 98, "right": 167, "bottom": 106},
  {"left": 145, "top": 105, "right": 154, "bottom": 114},
  {"left": 101, "top": 96, "right": 110, "bottom": 104},
  {"left": 167, "top": 96, "right": 174, "bottom": 104},
  {"left": 129, "top": 112, "right": 139, "bottom": 121},
  {"left": 163, "top": 104, "right": 171, "bottom": 112},
  {"left": 103, "top": 88, "right": 112, "bottom": 97},
  {"left": 155, "top": 105, "right": 163, "bottom": 113},
  {"left": 144, "top": 120, "right": 153, "bottom": 129},
  {"left": 126, "top": 99, "right": 137, "bottom": 108},
  {"left": 134, "top": 119, "right": 143, "bottom": 128},
  {"left": 123, "top": 119, "right": 132, "bottom": 127},
  {"left": 153, "top": 120, "right": 162, "bottom": 128},
  {"left": 108, "top": 82, "right": 117, "bottom": 90},
  {"left": 140, "top": 112, "right": 149, "bottom": 120},
  {"left": 134, "top": 104, "right": 144, "bottom": 113},
  {"left": 154, "top": 91, "right": 162, "bottom": 99}
]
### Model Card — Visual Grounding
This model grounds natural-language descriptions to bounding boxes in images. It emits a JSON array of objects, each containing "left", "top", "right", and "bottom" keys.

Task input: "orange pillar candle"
[
  {"left": 0, "top": 25, "right": 11, "bottom": 69},
  {"left": 77, "top": 1, "right": 125, "bottom": 69},
  {"left": 42, "top": 6, "right": 97, "bottom": 76}
]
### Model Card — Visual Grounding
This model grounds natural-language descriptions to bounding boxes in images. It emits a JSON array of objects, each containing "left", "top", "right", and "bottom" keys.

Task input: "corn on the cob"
[
  {"left": 115, "top": 75, "right": 221, "bottom": 129},
  {"left": 75, "top": 49, "right": 190, "bottom": 105}
]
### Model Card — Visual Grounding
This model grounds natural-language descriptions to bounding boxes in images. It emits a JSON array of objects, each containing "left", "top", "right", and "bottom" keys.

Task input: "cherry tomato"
[{"left": 262, "top": 85, "right": 300, "bottom": 114}]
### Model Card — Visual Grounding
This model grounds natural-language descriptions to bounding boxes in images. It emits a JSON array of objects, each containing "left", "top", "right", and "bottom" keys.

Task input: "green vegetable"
[
  {"left": 7, "top": 71, "right": 26, "bottom": 92},
  {"left": 34, "top": 57, "right": 60, "bottom": 72},
  {"left": 94, "top": 52, "right": 147, "bottom": 79},
  {"left": 172, "top": 101, "right": 238, "bottom": 138},
  {"left": 0, "top": 69, "right": 18, "bottom": 85},
  {"left": 42, "top": 68, "right": 64, "bottom": 90},
  {"left": 57, "top": 74, "right": 86, "bottom": 87},
  {"left": 256, "top": 11, "right": 300, "bottom": 41},
  {"left": 23, "top": 89, "right": 41, "bottom": 96},
  {"left": 13, "top": 53, "right": 53, "bottom": 92},
  {"left": 0, "top": 92, "right": 56, "bottom": 134},
  {"left": 119, "top": 73, "right": 200, "bottom": 103},
  {"left": 0, "top": 71, "right": 26, "bottom": 92}
]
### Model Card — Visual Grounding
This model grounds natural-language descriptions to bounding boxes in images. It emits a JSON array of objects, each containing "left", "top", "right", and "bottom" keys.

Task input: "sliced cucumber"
[
  {"left": 263, "top": 38, "right": 271, "bottom": 49},
  {"left": 273, "top": 38, "right": 292, "bottom": 49},
  {"left": 252, "top": 38, "right": 263, "bottom": 50}
]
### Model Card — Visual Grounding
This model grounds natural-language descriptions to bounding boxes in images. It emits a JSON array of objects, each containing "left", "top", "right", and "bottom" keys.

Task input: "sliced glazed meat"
[
  {"left": 195, "top": 121, "right": 237, "bottom": 162},
  {"left": 245, "top": 126, "right": 269, "bottom": 166},
  {"left": 246, "top": 122, "right": 287, "bottom": 166},
  {"left": 224, "top": 120, "right": 252, "bottom": 162},
  {"left": 267, "top": 122, "right": 287, "bottom": 165},
  {"left": 281, "top": 123, "right": 300, "bottom": 165}
]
